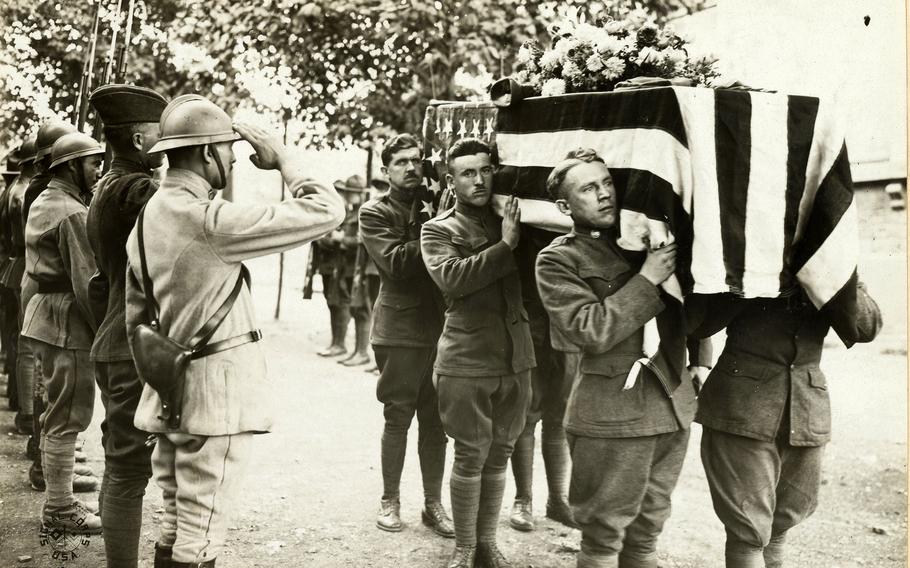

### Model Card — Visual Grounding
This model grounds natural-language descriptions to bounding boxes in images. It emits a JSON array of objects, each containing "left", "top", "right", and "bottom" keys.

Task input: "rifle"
[
  {"left": 302, "top": 243, "right": 319, "bottom": 300},
  {"left": 114, "top": 0, "right": 136, "bottom": 82},
  {"left": 75, "top": 0, "right": 103, "bottom": 129}
]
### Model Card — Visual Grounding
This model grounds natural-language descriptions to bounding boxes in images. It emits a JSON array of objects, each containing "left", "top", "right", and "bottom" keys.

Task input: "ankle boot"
[
  {"left": 342, "top": 316, "right": 371, "bottom": 366},
  {"left": 542, "top": 424, "right": 576, "bottom": 528},
  {"left": 170, "top": 561, "right": 214, "bottom": 568}
]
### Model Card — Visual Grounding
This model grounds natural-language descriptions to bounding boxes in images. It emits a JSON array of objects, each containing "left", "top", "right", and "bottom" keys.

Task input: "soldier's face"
[
  {"left": 447, "top": 152, "right": 493, "bottom": 208},
  {"left": 383, "top": 147, "right": 423, "bottom": 191},
  {"left": 557, "top": 161, "right": 616, "bottom": 228},
  {"left": 137, "top": 122, "right": 164, "bottom": 168},
  {"left": 79, "top": 155, "right": 104, "bottom": 188}
]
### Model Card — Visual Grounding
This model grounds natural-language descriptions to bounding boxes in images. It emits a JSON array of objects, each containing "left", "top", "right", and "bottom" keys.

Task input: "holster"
[{"left": 131, "top": 322, "right": 192, "bottom": 430}]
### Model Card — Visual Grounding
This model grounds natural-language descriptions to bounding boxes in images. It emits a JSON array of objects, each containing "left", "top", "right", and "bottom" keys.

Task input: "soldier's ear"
[
  {"left": 556, "top": 199, "right": 572, "bottom": 217},
  {"left": 379, "top": 164, "right": 389, "bottom": 177},
  {"left": 131, "top": 131, "right": 144, "bottom": 153},
  {"left": 445, "top": 172, "right": 454, "bottom": 188}
]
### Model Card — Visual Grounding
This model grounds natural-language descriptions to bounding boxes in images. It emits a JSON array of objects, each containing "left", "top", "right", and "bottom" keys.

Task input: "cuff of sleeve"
[
  {"left": 629, "top": 273, "right": 663, "bottom": 304},
  {"left": 489, "top": 240, "right": 518, "bottom": 274}
]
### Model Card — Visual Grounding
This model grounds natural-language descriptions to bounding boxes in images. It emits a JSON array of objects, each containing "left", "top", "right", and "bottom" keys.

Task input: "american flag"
[{"left": 422, "top": 86, "right": 860, "bottom": 345}]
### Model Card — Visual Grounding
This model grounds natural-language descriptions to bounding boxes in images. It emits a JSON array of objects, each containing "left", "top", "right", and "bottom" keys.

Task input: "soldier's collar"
[
  {"left": 163, "top": 168, "right": 212, "bottom": 199},
  {"left": 572, "top": 224, "right": 617, "bottom": 241},
  {"left": 389, "top": 186, "right": 419, "bottom": 204},
  {"left": 47, "top": 177, "right": 88, "bottom": 205},
  {"left": 455, "top": 200, "right": 494, "bottom": 221},
  {"left": 109, "top": 155, "right": 150, "bottom": 175}
]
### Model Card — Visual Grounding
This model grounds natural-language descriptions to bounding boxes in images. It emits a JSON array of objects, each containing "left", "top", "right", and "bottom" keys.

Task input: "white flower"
[
  {"left": 636, "top": 46, "right": 660, "bottom": 65},
  {"left": 585, "top": 54, "right": 604, "bottom": 72},
  {"left": 541, "top": 78, "right": 567, "bottom": 97},
  {"left": 594, "top": 35, "right": 624, "bottom": 55},
  {"left": 553, "top": 37, "right": 578, "bottom": 57},
  {"left": 602, "top": 57, "right": 626, "bottom": 80},
  {"left": 514, "top": 69, "right": 530, "bottom": 84},
  {"left": 663, "top": 48, "right": 687, "bottom": 65},
  {"left": 538, "top": 50, "right": 562, "bottom": 71},
  {"left": 562, "top": 60, "right": 582, "bottom": 80},
  {"left": 516, "top": 45, "right": 533, "bottom": 66}
]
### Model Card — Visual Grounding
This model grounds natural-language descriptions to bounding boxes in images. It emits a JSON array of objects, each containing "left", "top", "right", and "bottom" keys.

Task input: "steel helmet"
[
  {"left": 148, "top": 94, "right": 241, "bottom": 154},
  {"left": 49, "top": 132, "right": 105, "bottom": 170},
  {"left": 35, "top": 120, "right": 78, "bottom": 161},
  {"left": 18, "top": 134, "right": 38, "bottom": 165}
]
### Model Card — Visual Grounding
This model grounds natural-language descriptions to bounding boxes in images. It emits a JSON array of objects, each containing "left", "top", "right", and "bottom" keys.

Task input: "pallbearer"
[
  {"left": 421, "top": 138, "right": 534, "bottom": 568},
  {"left": 535, "top": 149, "right": 707, "bottom": 568}
]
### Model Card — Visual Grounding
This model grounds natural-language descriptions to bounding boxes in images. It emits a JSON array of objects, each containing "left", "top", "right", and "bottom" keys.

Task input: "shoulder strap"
[{"left": 136, "top": 206, "right": 250, "bottom": 350}]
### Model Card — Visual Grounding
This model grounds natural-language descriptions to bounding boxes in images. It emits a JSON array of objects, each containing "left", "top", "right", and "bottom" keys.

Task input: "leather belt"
[
  {"left": 190, "top": 329, "right": 263, "bottom": 360},
  {"left": 37, "top": 281, "right": 73, "bottom": 294}
]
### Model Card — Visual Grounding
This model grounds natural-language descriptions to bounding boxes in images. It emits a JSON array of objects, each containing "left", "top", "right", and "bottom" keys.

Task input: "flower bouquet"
[{"left": 510, "top": 7, "right": 719, "bottom": 97}]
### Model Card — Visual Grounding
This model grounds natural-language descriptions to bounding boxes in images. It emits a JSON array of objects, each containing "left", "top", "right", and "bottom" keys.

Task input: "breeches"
[
  {"left": 374, "top": 345, "right": 445, "bottom": 439},
  {"left": 153, "top": 432, "right": 254, "bottom": 563},
  {"left": 96, "top": 360, "right": 153, "bottom": 479},
  {"left": 568, "top": 429, "right": 690, "bottom": 556},
  {"left": 437, "top": 371, "right": 531, "bottom": 477},
  {"left": 701, "top": 427, "right": 823, "bottom": 548},
  {"left": 32, "top": 341, "right": 94, "bottom": 437}
]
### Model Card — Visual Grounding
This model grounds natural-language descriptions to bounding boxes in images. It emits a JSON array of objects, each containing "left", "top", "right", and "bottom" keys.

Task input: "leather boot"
[
  {"left": 763, "top": 532, "right": 787, "bottom": 568},
  {"left": 318, "top": 306, "right": 348, "bottom": 357},
  {"left": 376, "top": 497, "right": 402, "bottom": 532},
  {"left": 14, "top": 412, "right": 32, "bottom": 435},
  {"left": 154, "top": 543, "right": 173, "bottom": 568},
  {"left": 509, "top": 431, "right": 535, "bottom": 532},
  {"left": 341, "top": 316, "right": 371, "bottom": 366},
  {"left": 446, "top": 545, "right": 476, "bottom": 568},
  {"left": 170, "top": 561, "right": 215, "bottom": 568}
]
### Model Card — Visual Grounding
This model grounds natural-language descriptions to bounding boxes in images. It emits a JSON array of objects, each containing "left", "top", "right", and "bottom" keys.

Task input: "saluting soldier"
[
  {"left": 535, "top": 149, "right": 707, "bottom": 568},
  {"left": 21, "top": 120, "right": 98, "bottom": 493},
  {"left": 689, "top": 285, "right": 881, "bottom": 568},
  {"left": 86, "top": 83, "right": 168, "bottom": 568},
  {"left": 359, "top": 133, "right": 452, "bottom": 538},
  {"left": 421, "top": 138, "right": 535, "bottom": 568},
  {"left": 23, "top": 131, "right": 105, "bottom": 534},
  {"left": 124, "top": 95, "right": 344, "bottom": 568},
  {"left": 0, "top": 148, "right": 20, "bottom": 411}
]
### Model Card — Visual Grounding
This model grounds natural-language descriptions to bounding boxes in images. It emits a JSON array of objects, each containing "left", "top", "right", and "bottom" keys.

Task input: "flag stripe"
[
  {"left": 496, "top": 90, "right": 689, "bottom": 148},
  {"left": 714, "top": 89, "right": 752, "bottom": 292},
  {"left": 780, "top": 95, "right": 819, "bottom": 289},
  {"left": 742, "top": 91, "right": 789, "bottom": 296},
  {"left": 797, "top": 199, "right": 858, "bottom": 306}
]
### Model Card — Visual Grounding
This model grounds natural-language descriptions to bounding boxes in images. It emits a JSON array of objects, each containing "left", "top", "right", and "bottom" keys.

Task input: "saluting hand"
[
  {"left": 639, "top": 242, "right": 677, "bottom": 286},
  {"left": 233, "top": 121, "right": 285, "bottom": 170},
  {"left": 501, "top": 196, "right": 521, "bottom": 250}
]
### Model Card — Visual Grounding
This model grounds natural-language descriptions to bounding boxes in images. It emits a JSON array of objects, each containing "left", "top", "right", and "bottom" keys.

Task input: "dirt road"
[{"left": 0, "top": 188, "right": 905, "bottom": 568}]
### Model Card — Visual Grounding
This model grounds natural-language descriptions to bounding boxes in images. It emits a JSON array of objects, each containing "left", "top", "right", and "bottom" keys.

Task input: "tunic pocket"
[
  {"left": 375, "top": 294, "right": 423, "bottom": 339},
  {"left": 574, "top": 371, "right": 645, "bottom": 426},
  {"left": 806, "top": 366, "right": 831, "bottom": 436}
]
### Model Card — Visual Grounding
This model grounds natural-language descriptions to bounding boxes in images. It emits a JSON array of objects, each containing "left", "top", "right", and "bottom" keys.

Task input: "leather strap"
[{"left": 136, "top": 207, "right": 251, "bottom": 354}]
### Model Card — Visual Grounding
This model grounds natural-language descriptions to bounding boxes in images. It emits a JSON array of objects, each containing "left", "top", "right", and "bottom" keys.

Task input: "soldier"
[
  {"left": 5, "top": 136, "right": 37, "bottom": 438},
  {"left": 0, "top": 148, "right": 19, "bottom": 411},
  {"left": 508, "top": 224, "right": 577, "bottom": 532},
  {"left": 21, "top": 120, "right": 98, "bottom": 493},
  {"left": 535, "top": 149, "right": 705, "bottom": 568},
  {"left": 421, "top": 138, "right": 535, "bottom": 568},
  {"left": 323, "top": 174, "right": 371, "bottom": 366},
  {"left": 359, "top": 133, "right": 452, "bottom": 538},
  {"left": 86, "top": 83, "right": 168, "bottom": 568},
  {"left": 689, "top": 286, "right": 881, "bottom": 567},
  {"left": 124, "top": 95, "right": 344, "bottom": 568},
  {"left": 22, "top": 131, "right": 105, "bottom": 534}
]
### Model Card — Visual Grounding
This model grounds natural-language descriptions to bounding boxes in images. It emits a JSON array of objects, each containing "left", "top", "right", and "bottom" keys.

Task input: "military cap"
[
  {"left": 18, "top": 134, "right": 38, "bottom": 165},
  {"left": 49, "top": 132, "right": 104, "bottom": 170},
  {"left": 1, "top": 149, "right": 19, "bottom": 179},
  {"left": 89, "top": 83, "right": 168, "bottom": 126},
  {"left": 333, "top": 174, "right": 367, "bottom": 193},
  {"left": 35, "top": 120, "right": 78, "bottom": 161}
]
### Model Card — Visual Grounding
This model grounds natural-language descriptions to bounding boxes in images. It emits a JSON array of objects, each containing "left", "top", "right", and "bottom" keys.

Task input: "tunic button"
[{"left": 789, "top": 364, "right": 795, "bottom": 370}]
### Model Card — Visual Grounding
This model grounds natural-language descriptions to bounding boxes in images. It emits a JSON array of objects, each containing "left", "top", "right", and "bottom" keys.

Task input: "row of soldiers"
[{"left": 0, "top": 84, "right": 884, "bottom": 568}]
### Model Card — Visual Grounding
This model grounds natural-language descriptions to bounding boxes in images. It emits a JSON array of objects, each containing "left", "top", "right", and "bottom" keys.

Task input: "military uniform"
[
  {"left": 85, "top": 83, "right": 169, "bottom": 568},
  {"left": 421, "top": 200, "right": 535, "bottom": 564},
  {"left": 689, "top": 287, "right": 881, "bottom": 568},
  {"left": 359, "top": 184, "right": 449, "bottom": 530},
  {"left": 0, "top": 165, "right": 19, "bottom": 408},
  {"left": 535, "top": 228, "right": 703, "bottom": 568},
  {"left": 125, "top": 95, "right": 345, "bottom": 566},
  {"left": 313, "top": 208, "right": 356, "bottom": 354}
]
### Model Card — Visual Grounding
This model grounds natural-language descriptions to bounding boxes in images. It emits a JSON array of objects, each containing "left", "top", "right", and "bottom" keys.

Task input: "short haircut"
[
  {"left": 546, "top": 147, "right": 606, "bottom": 200},
  {"left": 103, "top": 123, "right": 142, "bottom": 152},
  {"left": 381, "top": 133, "right": 421, "bottom": 166},
  {"left": 446, "top": 137, "right": 496, "bottom": 173}
]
